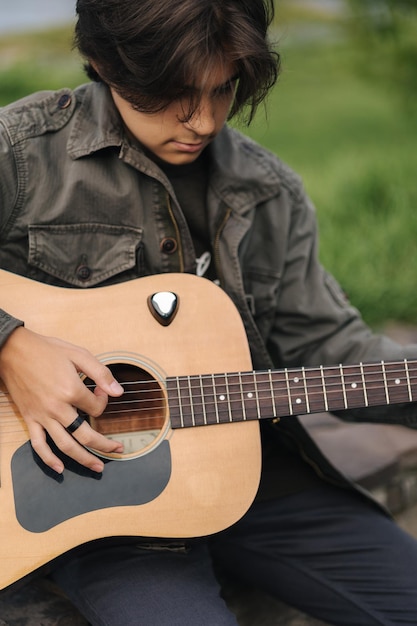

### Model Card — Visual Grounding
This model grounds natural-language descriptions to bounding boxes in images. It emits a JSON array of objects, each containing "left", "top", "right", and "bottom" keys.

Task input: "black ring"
[{"left": 65, "top": 415, "right": 85, "bottom": 434}]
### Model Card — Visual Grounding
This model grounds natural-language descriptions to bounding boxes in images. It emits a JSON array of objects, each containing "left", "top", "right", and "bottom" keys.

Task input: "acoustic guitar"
[{"left": 0, "top": 269, "right": 415, "bottom": 590}]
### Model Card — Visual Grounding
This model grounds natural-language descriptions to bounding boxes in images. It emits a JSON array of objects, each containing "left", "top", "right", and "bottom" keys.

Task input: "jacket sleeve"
[
  {"left": 0, "top": 119, "right": 18, "bottom": 232},
  {"left": 0, "top": 121, "right": 25, "bottom": 348},
  {"left": 267, "top": 175, "right": 417, "bottom": 425},
  {"left": 0, "top": 310, "right": 24, "bottom": 348}
]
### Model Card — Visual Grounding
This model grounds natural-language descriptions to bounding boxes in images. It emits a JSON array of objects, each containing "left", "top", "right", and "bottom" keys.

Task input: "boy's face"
[{"left": 110, "top": 65, "right": 237, "bottom": 165}]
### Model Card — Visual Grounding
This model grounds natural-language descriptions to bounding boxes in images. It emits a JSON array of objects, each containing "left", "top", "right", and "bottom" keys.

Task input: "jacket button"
[
  {"left": 58, "top": 93, "right": 71, "bottom": 109},
  {"left": 160, "top": 238, "right": 178, "bottom": 254},
  {"left": 76, "top": 264, "right": 92, "bottom": 281}
]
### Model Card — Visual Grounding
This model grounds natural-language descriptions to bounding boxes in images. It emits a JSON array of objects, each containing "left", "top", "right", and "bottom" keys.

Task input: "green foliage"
[
  {"left": 0, "top": 26, "right": 84, "bottom": 105},
  {"left": 345, "top": 0, "right": 417, "bottom": 109}
]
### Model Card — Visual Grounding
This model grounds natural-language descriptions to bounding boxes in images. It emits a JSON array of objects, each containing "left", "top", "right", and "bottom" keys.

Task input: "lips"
[{"left": 171, "top": 140, "right": 205, "bottom": 153}]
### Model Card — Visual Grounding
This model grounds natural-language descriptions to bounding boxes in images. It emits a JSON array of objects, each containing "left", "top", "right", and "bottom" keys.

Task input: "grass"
[{"left": 1, "top": 15, "right": 417, "bottom": 328}]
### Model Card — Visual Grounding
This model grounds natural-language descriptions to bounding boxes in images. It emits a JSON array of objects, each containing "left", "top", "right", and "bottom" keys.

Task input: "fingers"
[
  {"left": 64, "top": 350, "right": 124, "bottom": 418},
  {"left": 66, "top": 346, "right": 124, "bottom": 398},
  {"left": 29, "top": 423, "right": 67, "bottom": 475},
  {"left": 29, "top": 410, "right": 124, "bottom": 475},
  {"left": 1, "top": 331, "right": 126, "bottom": 473},
  {"left": 26, "top": 351, "right": 126, "bottom": 473}
]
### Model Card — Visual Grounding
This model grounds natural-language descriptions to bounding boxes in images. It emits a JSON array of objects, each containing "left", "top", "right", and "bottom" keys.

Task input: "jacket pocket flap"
[{"left": 28, "top": 223, "right": 143, "bottom": 287}]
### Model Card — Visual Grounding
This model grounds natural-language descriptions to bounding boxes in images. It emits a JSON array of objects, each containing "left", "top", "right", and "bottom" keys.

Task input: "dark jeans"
[{"left": 51, "top": 484, "right": 417, "bottom": 625}]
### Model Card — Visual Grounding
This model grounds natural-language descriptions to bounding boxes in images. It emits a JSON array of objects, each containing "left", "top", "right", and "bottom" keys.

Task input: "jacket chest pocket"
[{"left": 28, "top": 223, "right": 144, "bottom": 287}]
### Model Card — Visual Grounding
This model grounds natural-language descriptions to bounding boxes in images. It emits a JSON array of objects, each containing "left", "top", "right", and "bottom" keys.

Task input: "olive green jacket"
[{"left": 1, "top": 82, "right": 417, "bottom": 496}]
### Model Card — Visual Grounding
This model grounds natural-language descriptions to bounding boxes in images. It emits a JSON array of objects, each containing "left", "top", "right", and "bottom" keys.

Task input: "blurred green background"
[{"left": 1, "top": 0, "right": 416, "bottom": 329}]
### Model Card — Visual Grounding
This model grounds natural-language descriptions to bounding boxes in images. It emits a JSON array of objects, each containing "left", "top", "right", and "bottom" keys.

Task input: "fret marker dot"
[
  {"left": 296, "top": 398, "right": 302, "bottom": 404},
  {"left": 395, "top": 379, "right": 401, "bottom": 385},
  {"left": 247, "top": 392, "right": 253, "bottom": 399},
  {"left": 294, "top": 377, "right": 300, "bottom": 383},
  {"left": 351, "top": 382, "right": 357, "bottom": 389},
  {"left": 219, "top": 395, "right": 225, "bottom": 401}
]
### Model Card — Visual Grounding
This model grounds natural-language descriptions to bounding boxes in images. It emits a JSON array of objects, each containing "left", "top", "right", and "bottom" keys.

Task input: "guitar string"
[
  {"left": 0, "top": 368, "right": 416, "bottom": 440},
  {"left": 1, "top": 361, "right": 416, "bottom": 400},
  {"left": 0, "top": 364, "right": 416, "bottom": 412},
  {"left": 0, "top": 370, "right": 416, "bottom": 419},
  {"left": 0, "top": 357, "right": 416, "bottom": 403}
]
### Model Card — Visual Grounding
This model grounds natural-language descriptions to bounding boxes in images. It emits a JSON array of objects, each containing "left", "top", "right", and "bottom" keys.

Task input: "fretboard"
[{"left": 166, "top": 359, "right": 417, "bottom": 429}]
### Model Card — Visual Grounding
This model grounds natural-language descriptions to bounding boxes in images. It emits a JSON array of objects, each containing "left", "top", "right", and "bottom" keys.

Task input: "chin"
[{"left": 164, "top": 152, "right": 201, "bottom": 165}]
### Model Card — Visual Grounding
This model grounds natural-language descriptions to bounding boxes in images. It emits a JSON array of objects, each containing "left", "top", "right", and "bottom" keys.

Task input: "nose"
[{"left": 183, "top": 97, "right": 216, "bottom": 136}]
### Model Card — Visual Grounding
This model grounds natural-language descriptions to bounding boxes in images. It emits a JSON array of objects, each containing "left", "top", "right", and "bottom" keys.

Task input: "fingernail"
[
  {"left": 110, "top": 380, "right": 124, "bottom": 394},
  {"left": 92, "top": 463, "right": 104, "bottom": 473},
  {"left": 53, "top": 464, "right": 64, "bottom": 474}
]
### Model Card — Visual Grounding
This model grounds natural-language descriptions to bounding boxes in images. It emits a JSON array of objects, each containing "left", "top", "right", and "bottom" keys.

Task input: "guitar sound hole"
[{"left": 83, "top": 363, "right": 167, "bottom": 458}]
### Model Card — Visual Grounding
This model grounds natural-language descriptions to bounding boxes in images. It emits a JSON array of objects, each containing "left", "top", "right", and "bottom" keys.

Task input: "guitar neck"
[{"left": 167, "top": 359, "right": 417, "bottom": 428}]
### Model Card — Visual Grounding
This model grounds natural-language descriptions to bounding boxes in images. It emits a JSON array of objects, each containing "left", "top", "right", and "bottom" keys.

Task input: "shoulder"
[
  {"left": 215, "top": 125, "right": 305, "bottom": 199},
  {"left": 0, "top": 84, "right": 94, "bottom": 146}
]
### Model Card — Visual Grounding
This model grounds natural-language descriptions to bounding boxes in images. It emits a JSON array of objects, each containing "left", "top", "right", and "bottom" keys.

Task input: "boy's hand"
[{"left": 0, "top": 326, "right": 124, "bottom": 474}]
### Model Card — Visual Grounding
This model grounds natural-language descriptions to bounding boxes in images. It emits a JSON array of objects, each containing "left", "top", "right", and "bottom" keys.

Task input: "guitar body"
[{"left": 0, "top": 269, "right": 261, "bottom": 590}]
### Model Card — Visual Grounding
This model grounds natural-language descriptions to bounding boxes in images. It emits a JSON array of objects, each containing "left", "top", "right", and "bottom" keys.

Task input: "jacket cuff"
[{"left": 0, "top": 309, "right": 24, "bottom": 349}]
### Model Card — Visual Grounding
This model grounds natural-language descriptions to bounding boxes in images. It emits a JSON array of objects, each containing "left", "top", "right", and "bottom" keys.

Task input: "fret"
[
  {"left": 405, "top": 360, "right": 413, "bottom": 402},
  {"left": 381, "top": 361, "right": 390, "bottom": 404},
  {"left": 199, "top": 374, "right": 217, "bottom": 426},
  {"left": 211, "top": 374, "right": 220, "bottom": 424},
  {"left": 188, "top": 375, "right": 205, "bottom": 426},
  {"left": 224, "top": 375, "right": 233, "bottom": 422},
  {"left": 303, "top": 367, "right": 327, "bottom": 413},
  {"left": 187, "top": 376, "right": 196, "bottom": 426},
  {"left": 238, "top": 372, "right": 247, "bottom": 421},
  {"left": 225, "top": 372, "right": 245, "bottom": 423},
  {"left": 321, "top": 366, "right": 345, "bottom": 412},
  {"left": 320, "top": 365, "right": 329, "bottom": 412},
  {"left": 176, "top": 377, "right": 185, "bottom": 427},
  {"left": 212, "top": 374, "right": 232, "bottom": 424},
  {"left": 269, "top": 370, "right": 291, "bottom": 417},
  {"left": 302, "top": 367, "right": 310, "bottom": 414},
  {"left": 199, "top": 375, "right": 207, "bottom": 425},
  {"left": 166, "top": 377, "right": 180, "bottom": 429},
  {"left": 254, "top": 373, "right": 261, "bottom": 419},
  {"left": 339, "top": 364, "right": 348, "bottom": 409},
  {"left": 248, "top": 371, "right": 275, "bottom": 420},
  {"left": 284, "top": 369, "right": 294, "bottom": 415},
  {"left": 360, "top": 363, "right": 369, "bottom": 407},
  {"left": 383, "top": 361, "right": 410, "bottom": 405},
  {"left": 286, "top": 368, "right": 308, "bottom": 414},
  {"left": 239, "top": 372, "right": 258, "bottom": 420},
  {"left": 178, "top": 376, "right": 196, "bottom": 427},
  {"left": 268, "top": 370, "right": 277, "bottom": 418},
  {"left": 340, "top": 365, "right": 367, "bottom": 408},
  {"left": 361, "top": 363, "right": 389, "bottom": 407}
]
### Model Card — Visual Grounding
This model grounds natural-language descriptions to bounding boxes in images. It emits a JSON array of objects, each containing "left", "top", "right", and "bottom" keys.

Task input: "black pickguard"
[{"left": 11, "top": 438, "right": 171, "bottom": 533}]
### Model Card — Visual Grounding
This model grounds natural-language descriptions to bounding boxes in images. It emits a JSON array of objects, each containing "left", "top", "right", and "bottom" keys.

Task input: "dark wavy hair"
[{"left": 74, "top": 0, "right": 280, "bottom": 124}]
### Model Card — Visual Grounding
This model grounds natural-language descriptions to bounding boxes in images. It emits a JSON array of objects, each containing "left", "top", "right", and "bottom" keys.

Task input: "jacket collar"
[
  {"left": 67, "top": 83, "right": 123, "bottom": 159},
  {"left": 209, "top": 126, "right": 282, "bottom": 213},
  {"left": 67, "top": 82, "right": 281, "bottom": 213}
]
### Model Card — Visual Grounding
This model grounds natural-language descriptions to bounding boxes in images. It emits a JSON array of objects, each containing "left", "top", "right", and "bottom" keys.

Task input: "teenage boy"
[{"left": 1, "top": 1, "right": 417, "bottom": 624}]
